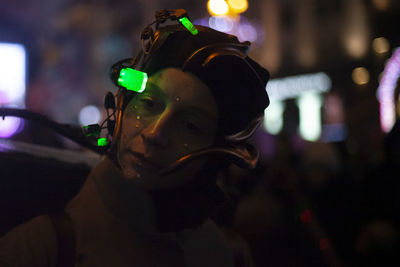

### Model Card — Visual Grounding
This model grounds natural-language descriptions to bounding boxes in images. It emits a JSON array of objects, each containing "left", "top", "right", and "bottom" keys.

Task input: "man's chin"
[
  {"left": 120, "top": 167, "right": 160, "bottom": 188},
  {"left": 120, "top": 158, "right": 201, "bottom": 190}
]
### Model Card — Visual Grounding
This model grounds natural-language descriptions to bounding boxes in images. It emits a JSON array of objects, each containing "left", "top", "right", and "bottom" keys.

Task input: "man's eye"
[
  {"left": 130, "top": 95, "right": 165, "bottom": 115},
  {"left": 184, "top": 121, "right": 201, "bottom": 134},
  {"left": 140, "top": 97, "right": 155, "bottom": 108}
]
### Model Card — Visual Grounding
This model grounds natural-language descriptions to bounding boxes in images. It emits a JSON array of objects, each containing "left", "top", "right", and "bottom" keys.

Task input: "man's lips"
[{"left": 128, "top": 151, "right": 162, "bottom": 169}]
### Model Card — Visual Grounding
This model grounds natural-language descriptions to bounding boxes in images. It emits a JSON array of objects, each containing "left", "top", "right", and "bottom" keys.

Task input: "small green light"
[
  {"left": 179, "top": 17, "right": 198, "bottom": 35},
  {"left": 117, "top": 68, "right": 148, "bottom": 93},
  {"left": 97, "top": 138, "right": 108, "bottom": 147}
]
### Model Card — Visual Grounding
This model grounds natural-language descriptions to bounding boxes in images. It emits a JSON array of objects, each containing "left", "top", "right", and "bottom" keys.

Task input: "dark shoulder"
[{"left": 0, "top": 215, "right": 57, "bottom": 267}]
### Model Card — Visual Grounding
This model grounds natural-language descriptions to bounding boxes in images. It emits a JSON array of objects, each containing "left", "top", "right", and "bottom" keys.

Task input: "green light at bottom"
[{"left": 98, "top": 138, "right": 108, "bottom": 147}]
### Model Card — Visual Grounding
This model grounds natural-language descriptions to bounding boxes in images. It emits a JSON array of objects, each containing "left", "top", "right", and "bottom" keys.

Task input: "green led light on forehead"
[
  {"left": 179, "top": 17, "right": 198, "bottom": 35},
  {"left": 118, "top": 68, "right": 148, "bottom": 93}
]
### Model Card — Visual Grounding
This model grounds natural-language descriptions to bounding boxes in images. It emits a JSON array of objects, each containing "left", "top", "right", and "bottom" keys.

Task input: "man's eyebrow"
[
  {"left": 186, "top": 106, "right": 218, "bottom": 121},
  {"left": 144, "top": 82, "right": 167, "bottom": 98}
]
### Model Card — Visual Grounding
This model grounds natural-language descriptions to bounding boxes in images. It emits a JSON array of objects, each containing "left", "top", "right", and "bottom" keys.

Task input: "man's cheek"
[{"left": 121, "top": 130, "right": 140, "bottom": 145}]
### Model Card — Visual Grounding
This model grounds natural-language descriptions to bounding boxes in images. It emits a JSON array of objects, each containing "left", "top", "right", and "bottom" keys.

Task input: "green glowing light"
[
  {"left": 179, "top": 17, "right": 198, "bottom": 35},
  {"left": 97, "top": 138, "right": 108, "bottom": 147},
  {"left": 117, "top": 68, "right": 148, "bottom": 93}
]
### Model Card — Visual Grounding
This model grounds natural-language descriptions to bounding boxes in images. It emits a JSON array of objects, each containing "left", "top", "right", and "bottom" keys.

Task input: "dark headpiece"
[{"left": 110, "top": 9, "right": 270, "bottom": 171}]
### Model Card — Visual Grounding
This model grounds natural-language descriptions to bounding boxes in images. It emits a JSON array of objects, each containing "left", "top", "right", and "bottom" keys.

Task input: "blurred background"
[{"left": 1, "top": 0, "right": 400, "bottom": 266}]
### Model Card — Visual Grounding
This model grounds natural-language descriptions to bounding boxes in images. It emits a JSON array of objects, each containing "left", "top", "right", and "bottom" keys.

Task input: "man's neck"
[{"left": 91, "top": 156, "right": 159, "bottom": 233}]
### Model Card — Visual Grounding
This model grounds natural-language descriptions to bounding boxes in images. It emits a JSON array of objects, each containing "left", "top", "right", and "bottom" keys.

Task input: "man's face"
[{"left": 117, "top": 68, "right": 218, "bottom": 190}]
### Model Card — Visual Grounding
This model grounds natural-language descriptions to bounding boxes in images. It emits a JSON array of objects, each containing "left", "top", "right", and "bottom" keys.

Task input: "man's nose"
[{"left": 140, "top": 110, "right": 172, "bottom": 148}]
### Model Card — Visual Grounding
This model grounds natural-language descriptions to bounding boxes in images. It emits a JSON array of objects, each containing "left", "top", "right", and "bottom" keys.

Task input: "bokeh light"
[
  {"left": 0, "top": 43, "right": 26, "bottom": 138},
  {"left": 207, "top": 0, "right": 229, "bottom": 16},
  {"left": 372, "top": 0, "right": 391, "bottom": 11},
  {"left": 319, "top": 238, "right": 331, "bottom": 250},
  {"left": 227, "top": 0, "right": 248, "bottom": 13},
  {"left": 372, "top": 37, "right": 390, "bottom": 54},
  {"left": 342, "top": 0, "right": 370, "bottom": 59},
  {"left": 266, "top": 72, "right": 331, "bottom": 101},
  {"left": 208, "top": 16, "right": 234, "bottom": 33},
  {"left": 237, "top": 23, "right": 257, "bottom": 42},
  {"left": 0, "top": 117, "right": 22, "bottom": 138},
  {"left": 265, "top": 73, "right": 331, "bottom": 141},
  {"left": 300, "top": 209, "right": 312, "bottom": 223},
  {"left": 264, "top": 100, "right": 284, "bottom": 135},
  {"left": 78, "top": 105, "right": 101, "bottom": 126},
  {"left": 0, "top": 43, "right": 26, "bottom": 105},
  {"left": 352, "top": 67, "right": 370, "bottom": 85},
  {"left": 377, "top": 47, "right": 400, "bottom": 132},
  {"left": 344, "top": 35, "right": 369, "bottom": 59},
  {"left": 297, "top": 92, "right": 323, "bottom": 142}
]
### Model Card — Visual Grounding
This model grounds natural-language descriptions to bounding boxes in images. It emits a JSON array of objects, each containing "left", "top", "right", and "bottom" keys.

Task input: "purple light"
[
  {"left": 377, "top": 48, "right": 400, "bottom": 132},
  {"left": 0, "top": 42, "right": 26, "bottom": 138},
  {"left": 0, "top": 117, "right": 22, "bottom": 138},
  {"left": 205, "top": 15, "right": 263, "bottom": 45},
  {"left": 208, "top": 16, "right": 234, "bottom": 33},
  {"left": 193, "top": 18, "right": 209, "bottom": 27},
  {"left": 0, "top": 91, "right": 9, "bottom": 104},
  {"left": 237, "top": 23, "right": 257, "bottom": 42}
]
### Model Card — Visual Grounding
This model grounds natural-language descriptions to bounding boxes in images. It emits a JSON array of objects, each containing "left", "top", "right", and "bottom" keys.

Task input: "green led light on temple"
[
  {"left": 179, "top": 17, "right": 198, "bottom": 35},
  {"left": 118, "top": 68, "right": 148, "bottom": 93},
  {"left": 97, "top": 138, "right": 108, "bottom": 147}
]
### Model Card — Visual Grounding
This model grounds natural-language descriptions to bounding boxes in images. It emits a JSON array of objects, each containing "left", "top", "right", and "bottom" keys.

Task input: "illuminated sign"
[
  {"left": 266, "top": 72, "right": 331, "bottom": 101},
  {"left": 264, "top": 72, "right": 332, "bottom": 141}
]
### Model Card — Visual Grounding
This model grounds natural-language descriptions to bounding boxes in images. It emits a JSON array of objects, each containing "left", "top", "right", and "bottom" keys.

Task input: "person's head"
[
  {"left": 108, "top": 10, "right": 270, "bottom": 190},
  {"left": 117, "top": 67, "right": 219, "bottom": 190}
]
